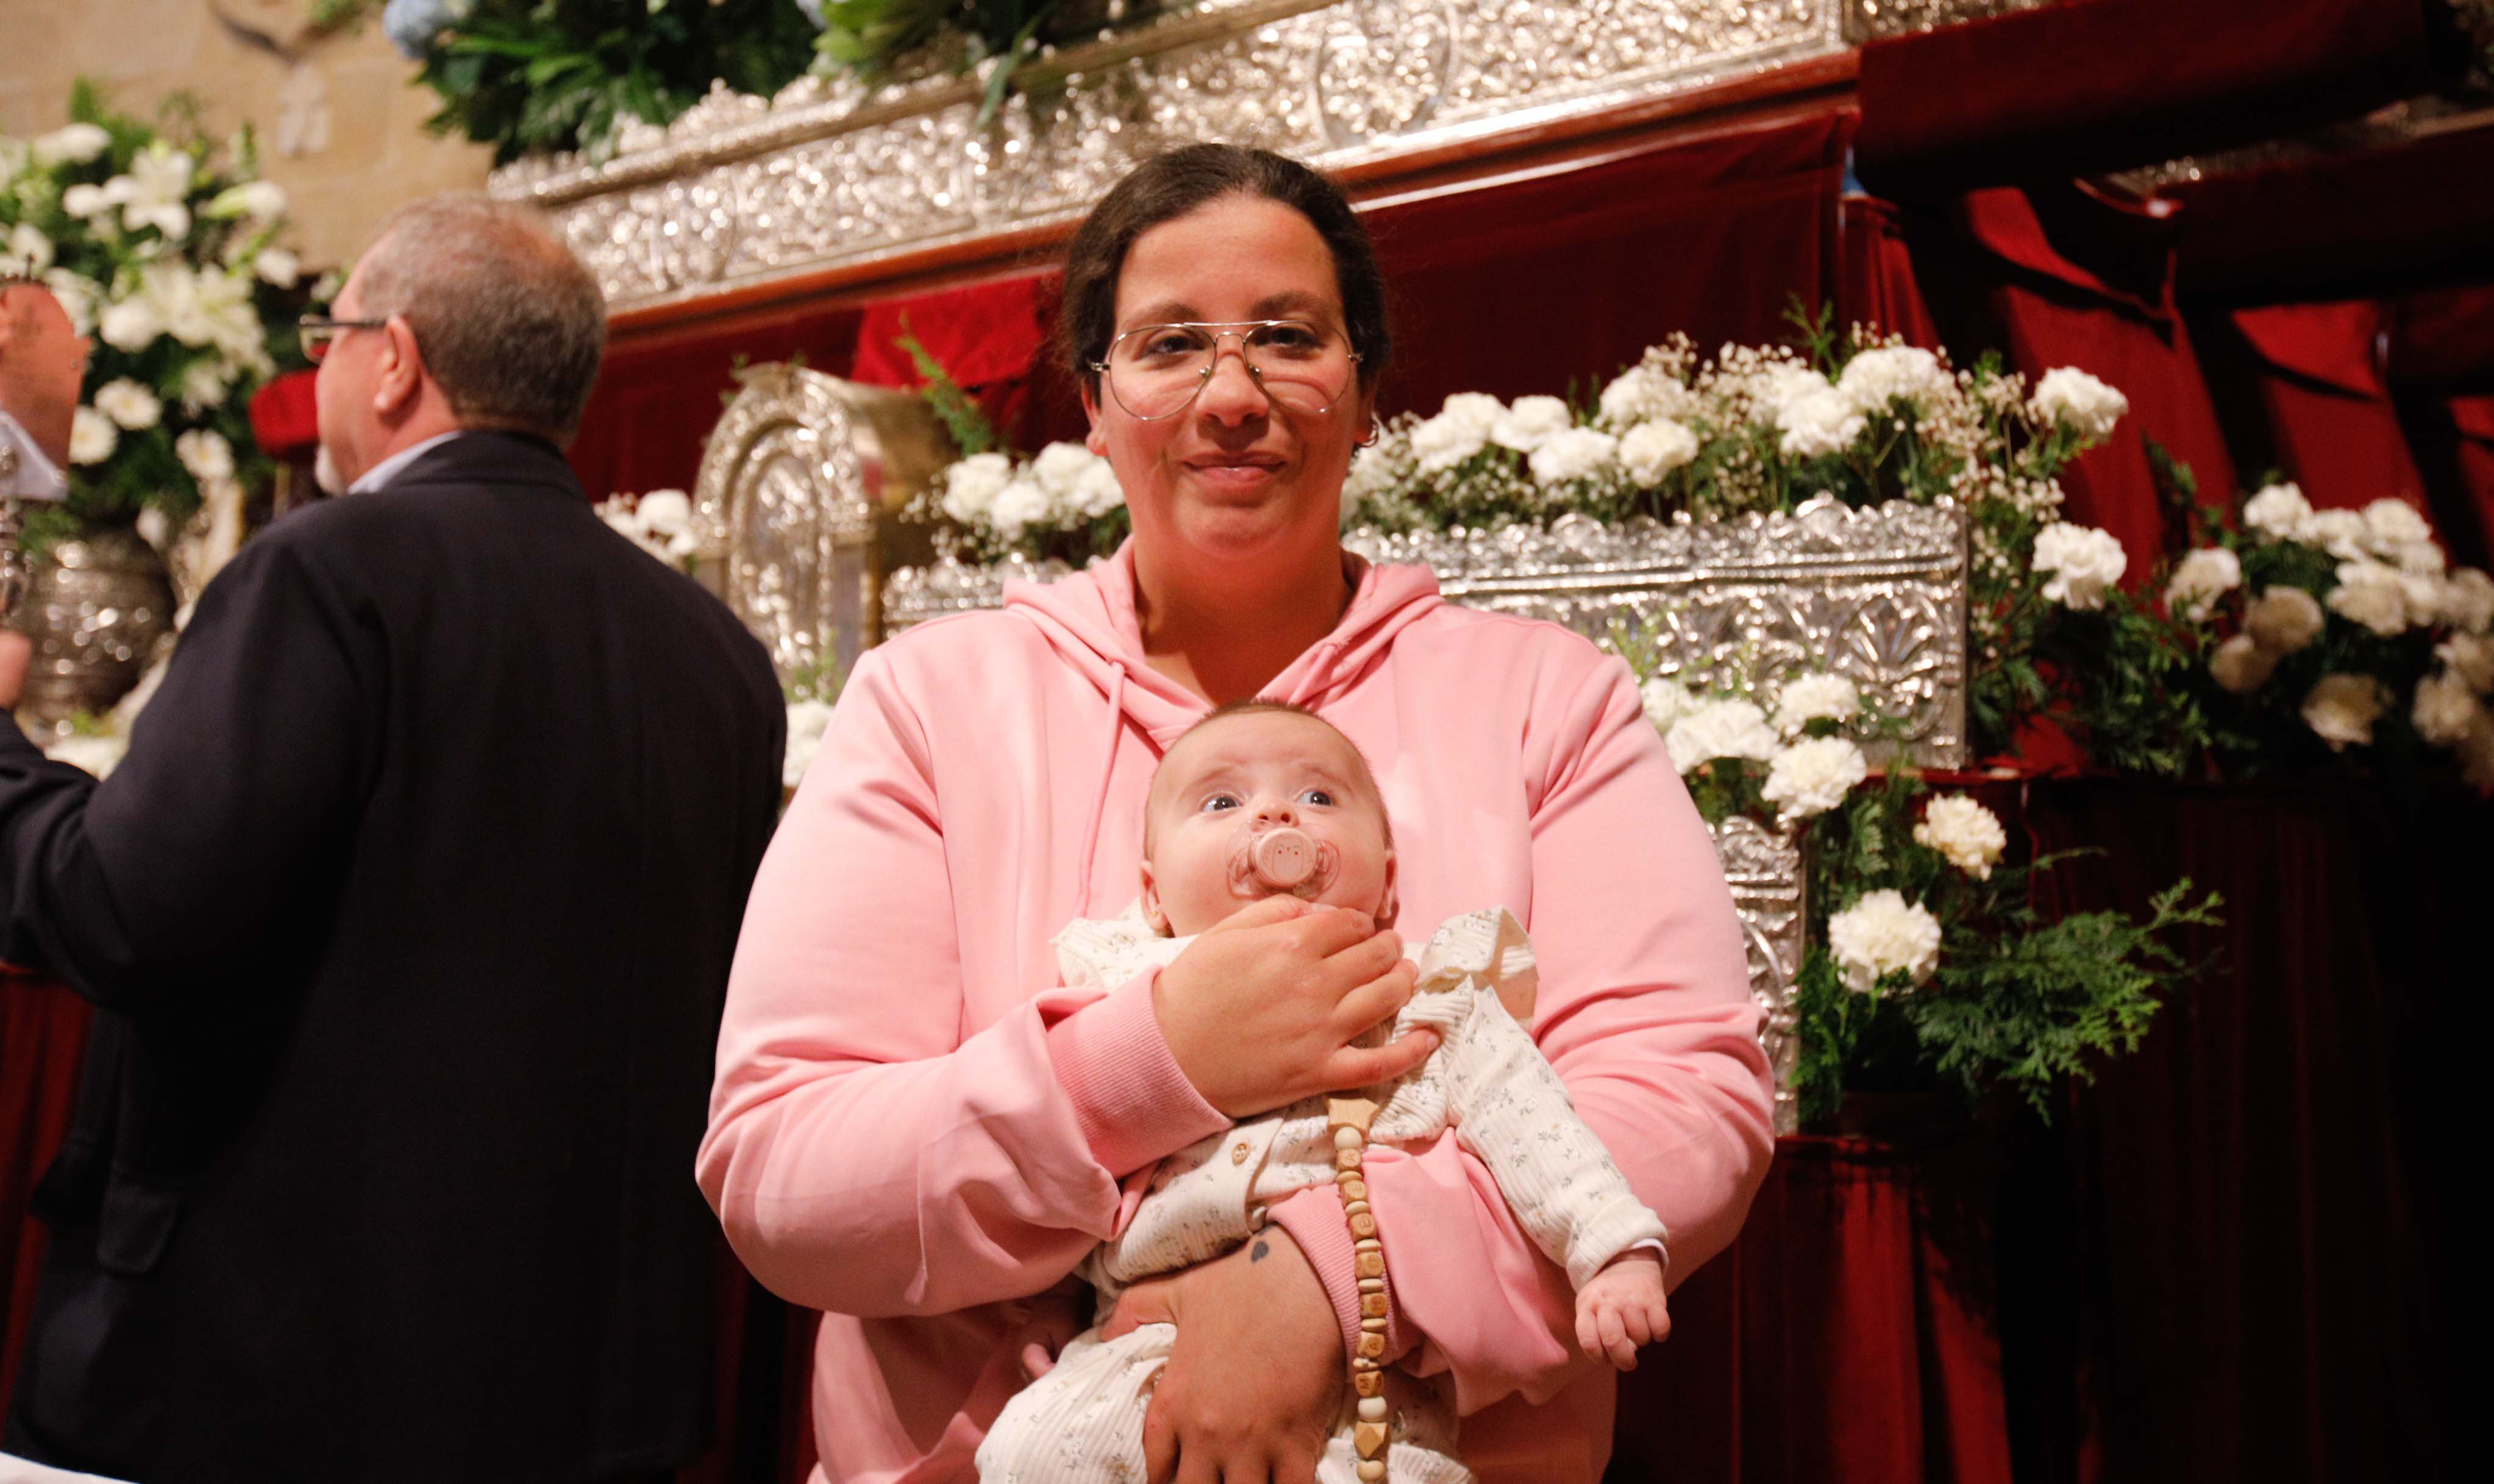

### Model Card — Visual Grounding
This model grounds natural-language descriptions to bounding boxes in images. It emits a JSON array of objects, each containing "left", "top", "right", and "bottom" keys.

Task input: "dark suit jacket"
[{"left": 0, "top": 432, "right": 785, "bottom": 1483}]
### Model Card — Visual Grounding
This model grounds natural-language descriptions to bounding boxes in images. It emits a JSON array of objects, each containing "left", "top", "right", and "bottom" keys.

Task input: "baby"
[{"left": 977, "top": 700, "right": 1671, "bottom": 1484}]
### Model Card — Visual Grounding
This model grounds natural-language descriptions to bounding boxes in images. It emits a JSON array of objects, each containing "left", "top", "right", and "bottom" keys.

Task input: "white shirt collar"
[
  {"left": 348, "top": 431, "right": 468, "bottom": 495},
  {"left": 0, "top": 410, "right": 68, "bottom": 501}
]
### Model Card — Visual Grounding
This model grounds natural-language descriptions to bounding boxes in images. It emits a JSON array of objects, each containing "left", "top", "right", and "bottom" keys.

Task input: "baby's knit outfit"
[{"left": 975, "top": 908, "right": 1669, "bottom": 1484}]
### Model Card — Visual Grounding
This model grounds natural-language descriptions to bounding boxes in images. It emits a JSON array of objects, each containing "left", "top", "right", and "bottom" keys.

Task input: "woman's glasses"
[
  {"left": 297, "top": 315, "right": 388, "bottom": 364},
  {"left": 1093, "top": 320, "right": 1361, "bottom": 421}
]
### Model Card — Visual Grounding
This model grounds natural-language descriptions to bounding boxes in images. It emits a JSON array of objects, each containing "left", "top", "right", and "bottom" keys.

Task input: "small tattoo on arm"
[{"left": 1251, "top": 1239, "right": 1270, "bottom": 1263}]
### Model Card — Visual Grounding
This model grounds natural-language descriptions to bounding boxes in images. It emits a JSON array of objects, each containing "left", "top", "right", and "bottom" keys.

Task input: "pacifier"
[{"left": 1249, "top": 828, "right": 1320, "bottom": 890}]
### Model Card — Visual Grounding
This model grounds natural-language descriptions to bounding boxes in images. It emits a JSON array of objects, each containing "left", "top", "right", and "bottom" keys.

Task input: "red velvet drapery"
[{"left": 0, "top": 971, "right": 88, "bottom": 1410}]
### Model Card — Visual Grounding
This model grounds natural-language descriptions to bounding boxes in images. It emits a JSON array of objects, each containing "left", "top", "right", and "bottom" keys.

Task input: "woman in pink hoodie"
[{"left": 699, "top": 145, "right": 1773, "bottom": 1484}]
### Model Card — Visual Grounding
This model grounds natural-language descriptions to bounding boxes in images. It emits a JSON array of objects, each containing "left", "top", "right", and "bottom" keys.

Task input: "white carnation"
[
  {"left": 1836, "top": 346, "right": 1950, "bottom": 414},
  {"left": 2033, "top": 522, "right": 2128, "bottom": 609},
  {"left": 98, "top": 296, "right": 163, "bottom": 351},
  {"left": 1761, "top": 736, "right": 1867, "bottom": 819},
  {"left": 2029, "top": 366, "right": 2128, "bottom": 439},
  {"left": 179, "top": 358, "right": 230, "bottom": 413},
  {"left": 2389, "top": 539, "right": 2446, "bottom": 577},
  {"left": 1597, "top": 364, "right": 1689, "bottom": 427},
  {"left": 31, "top": 123, "right": 110, "bottom": 167},
  {"left": 1619, "top": 417, "right": 1698, "bottom": 485},
  {"left": 1490, "top": 395, "right": 1573, "bottom": 453},
  {"left": 2437, "top": 568, "right": 2494, "bottom": 634},
  {"left": 2412, "top": 672, "right": 2485, "bottom": 748},
  {"left": 2437, "top": 633, "right": 2494, "bottom": 694},
  {"left": 636, "top": 489, "right": 693, "bottom": 531},
  {"left": 1073, "top": 456, "right": 1125, "bottom": 519},
  {"left": 2326, "top": 561, "right": 2411, "bottom": 638},
  {"left": 93, "top": 378, "right": 162, "bottom": 430},
  {"left": 2360, "top": 498, "right": 2434, "bottom": 556},
  {"left": 2162, "top": 546, "right": 2241, "bottom": 622},
  {"left": 1409, "top": 392, "right": 1503, "bottom": 474},
  {"left": 1528, "top": 427, "right": 1618, "bottom": 486},
  {"left": 2209, "top": 634, "right": 2279, "bottom": 694},
  {"left": 174, "top": 427, "right": 235, "bottom": 483},
  {"left": 987, "top": 478, "right": 1052, "bottom": 539},
  {"left": 1775, "top": 385, "right": 1867, "bottom": 459},
  {"left": 2243, "top": 585, "right": 2325, "bottom": 654},
  {"left": 69, "top": 407, "right": 118, "bottom": 466},
  {"left": 1663, "top": 698, "right": 1781, "bottom": 775},
  {"left": 2300, "top": 508, "right": 2370, "bottom": 561},
  {"left": 2301, "top": 673, "right": 2389, "bottom": 751},
  {"left": 2242, "top": 482, "right": 2312, "bottom": 542},
  {"left": 1827, "top": 889, "right": 1944, "bottom": 994},
  {"left": 3, "top": 224, "right": 52, "bottom": 277},
  {"left": 1772, "top": 672, "right": 1859, "bottom": 734},
  {"left": 1639, "top": 676, "right": 1695, "bottom": 732},
  {"left": 939, "top": 452, "right": 1012, "bottom": 524},
  {"left": 1914, "top": 795, "right": 2008, "bottom": 879},
  {"left": 254, "top": 247, "right": 301, "bottom": 288},
  {"left": 1030, "top": 441, "right": 1096, "bottom": 495},
  {"left": 783, "top": 698, "right": 836, "bottom": 790}
]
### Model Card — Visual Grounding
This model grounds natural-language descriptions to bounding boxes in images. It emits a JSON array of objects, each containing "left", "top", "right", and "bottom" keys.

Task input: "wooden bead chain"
[{"left": 1327, "top": 1095, "right": 1391, "bottom": 1483}]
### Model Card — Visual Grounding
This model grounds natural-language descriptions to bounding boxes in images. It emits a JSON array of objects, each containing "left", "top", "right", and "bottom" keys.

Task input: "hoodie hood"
[
  {"left": 1003, "top": 539, "right": 1446, "bottom": 749},
  {"left": 1003, "top": 539, "right": 1445, "bottom": 914}
]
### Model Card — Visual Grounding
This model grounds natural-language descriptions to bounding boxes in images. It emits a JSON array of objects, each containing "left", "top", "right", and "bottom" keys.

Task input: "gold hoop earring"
[{"left": 1356, "top": 415, "right": 1384, "bottom": 449}]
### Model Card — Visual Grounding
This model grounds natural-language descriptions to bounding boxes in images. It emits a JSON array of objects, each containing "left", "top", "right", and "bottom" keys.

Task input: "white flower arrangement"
[
  {"left": 3, "top": 87, "right": 304, "bottom": 556},
  {"left": 913, "top": 440, "right": 1130, "bottom": 566},
  {"left": 594, "top": 489, "right": 704, "bottom": 568},
  {"left": 2140, "top": 480, "right": 2494, "bottom": 780},
  {"left": 2028, "top": 367, "right": 2129, "bottom": 441}
]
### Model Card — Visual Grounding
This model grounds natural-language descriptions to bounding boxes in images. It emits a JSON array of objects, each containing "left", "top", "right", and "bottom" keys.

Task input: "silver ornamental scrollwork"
[
  {"left": 501, "top": 0, "right": 2006, "bottom": 311},
  {"left": 697, "top": 367, "right": 885, "bottom": 682},
  {"left": 1344, "top": 497, "right": 1970, "bottom": 767},
  {"left": 1314, "top": 1, "right": 1458, "bottom": 149},
  {"left": 1711, "top": 812, "right": 1806, "bottom": 1137}
]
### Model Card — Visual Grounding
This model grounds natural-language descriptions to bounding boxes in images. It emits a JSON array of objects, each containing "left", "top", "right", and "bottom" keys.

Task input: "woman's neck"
[{"left": 1133, "top": 541, "right": 1350, "bottom": 705}]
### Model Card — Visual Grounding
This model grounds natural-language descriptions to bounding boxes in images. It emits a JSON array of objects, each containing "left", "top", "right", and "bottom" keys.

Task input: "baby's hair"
[{"left": 1146, "top": 698, "right": 1392, "bottom": 851}]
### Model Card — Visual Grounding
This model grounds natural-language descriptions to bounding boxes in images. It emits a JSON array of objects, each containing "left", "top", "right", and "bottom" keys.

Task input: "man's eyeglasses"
[
  {"left": 298, "top": 315, "right": 388, "bottom": 364},
  {"left": 1092, "top": 320, "right": 1361, "bottom": 422}
]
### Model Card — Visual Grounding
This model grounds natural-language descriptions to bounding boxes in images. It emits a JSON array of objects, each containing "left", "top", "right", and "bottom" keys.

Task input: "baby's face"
[{"left": 1141, "top": 710, "right": 1396, "bottom": 937}]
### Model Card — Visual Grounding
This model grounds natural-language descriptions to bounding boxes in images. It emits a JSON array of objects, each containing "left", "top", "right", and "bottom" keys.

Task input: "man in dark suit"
[{"left": 0, "top": 196, "right": 786, "bottom": 1483}]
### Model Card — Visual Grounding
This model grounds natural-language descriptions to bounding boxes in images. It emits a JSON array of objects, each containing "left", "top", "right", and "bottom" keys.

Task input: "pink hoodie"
[{"left": 699, "top": 545, "right": 1772, "bottom": 1484}]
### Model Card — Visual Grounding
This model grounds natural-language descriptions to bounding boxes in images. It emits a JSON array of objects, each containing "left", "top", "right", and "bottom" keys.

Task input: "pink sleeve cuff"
[
  {"left": 1269, "top": 1184, "right": 1408, "bottom": 1365},
  {"left": 1044, "top": 966, "right": 1230, "bottom": 1177}
]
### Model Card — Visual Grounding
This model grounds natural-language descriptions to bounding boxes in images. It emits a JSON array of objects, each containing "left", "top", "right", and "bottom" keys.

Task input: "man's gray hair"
[{"left": 354, "top": 194, "right": 606, "bottom": 443}]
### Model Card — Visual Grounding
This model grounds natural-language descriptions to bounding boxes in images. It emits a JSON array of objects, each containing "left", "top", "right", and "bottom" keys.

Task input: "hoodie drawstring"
[{"left": 1075, "top": 662, "right": 1128, "bottom": 917}]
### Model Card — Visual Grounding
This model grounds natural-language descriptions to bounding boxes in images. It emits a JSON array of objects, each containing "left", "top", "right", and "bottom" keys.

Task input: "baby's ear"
[
  {"left": 1375, "top": 850, "right": 1398, "bottom": 930},
  {"left": 1139, "top": 860, "right": 1171, "bottom": 935}
]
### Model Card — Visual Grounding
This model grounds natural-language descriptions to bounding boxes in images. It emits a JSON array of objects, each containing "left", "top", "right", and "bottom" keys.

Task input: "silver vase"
[{"left": 12, "top": 525, "right": 177, "bottom": 737}]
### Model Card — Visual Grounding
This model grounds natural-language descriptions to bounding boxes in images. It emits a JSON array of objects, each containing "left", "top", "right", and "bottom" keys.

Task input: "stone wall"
[{"left": 0, "top": 0, "right": 490, "bottom": 269}]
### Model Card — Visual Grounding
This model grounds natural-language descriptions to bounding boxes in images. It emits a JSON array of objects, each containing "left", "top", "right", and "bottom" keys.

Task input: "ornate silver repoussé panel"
[
  {"left": 888, "top": 499, "right": 1971, "bottom": 768},
  {"left": 1715, "top": 813, "right": 1806, "bottom": 1135},
  {"left": 1350, "top": 500, "right": 1970, "bottom": 767},
  {"left": 493, "top": 0, "right": 2058, "bottom": 312},
  {"left": 692, "top": 364, "right": 954, "bottom": 682}
]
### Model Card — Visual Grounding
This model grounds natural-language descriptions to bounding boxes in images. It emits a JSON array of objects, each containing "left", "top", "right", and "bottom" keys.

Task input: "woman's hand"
[
  {"left": 1155, "top": 895, "right": 1430, "bottom": 1118},
  {"left": 1105, "top": 1229, "right": 1342, "bottom": 1484}
]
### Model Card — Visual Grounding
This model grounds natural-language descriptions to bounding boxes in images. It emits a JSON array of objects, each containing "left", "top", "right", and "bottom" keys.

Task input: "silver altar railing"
[{"left": 491, "top": 0, "right": 2059, "bottom": 313}]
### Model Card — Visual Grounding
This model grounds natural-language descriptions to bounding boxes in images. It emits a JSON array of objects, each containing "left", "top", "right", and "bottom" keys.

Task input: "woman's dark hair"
[{"left": 1058, "top": 143, "right": 1391, "bottom": 395}]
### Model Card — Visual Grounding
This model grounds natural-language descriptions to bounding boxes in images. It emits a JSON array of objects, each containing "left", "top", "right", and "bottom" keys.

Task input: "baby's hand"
[{"left": 1573, "top": 1248, "right": 1668, "bottom": 1370}]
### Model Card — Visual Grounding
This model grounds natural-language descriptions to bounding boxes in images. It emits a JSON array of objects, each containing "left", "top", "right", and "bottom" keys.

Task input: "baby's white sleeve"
[{"left": 1439, "top": 988, "right": 1670, "bottom": 1290}]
